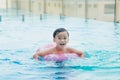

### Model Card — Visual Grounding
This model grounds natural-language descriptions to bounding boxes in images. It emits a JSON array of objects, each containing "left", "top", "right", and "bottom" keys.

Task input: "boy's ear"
[
  {"left": 53, "top": 38, "right": 55, "bottom": 42},
  {"left": 68, "top": 38, "right": 69, "bottom": 42}
]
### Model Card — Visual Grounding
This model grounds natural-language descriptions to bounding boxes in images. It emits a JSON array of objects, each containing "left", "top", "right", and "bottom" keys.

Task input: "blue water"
[{"left": 0, "top": 15, "right": 120, "bottom": 80}]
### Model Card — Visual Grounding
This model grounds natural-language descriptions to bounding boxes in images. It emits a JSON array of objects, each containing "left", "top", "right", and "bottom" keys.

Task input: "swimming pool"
[{"left": 0, "top": 15, "right": 120, "bottom": 80}]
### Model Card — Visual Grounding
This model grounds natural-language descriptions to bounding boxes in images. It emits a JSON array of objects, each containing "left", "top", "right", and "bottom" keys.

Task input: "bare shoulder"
[{"left": 66, "top": 47, "right": 80, "bottom": 52}]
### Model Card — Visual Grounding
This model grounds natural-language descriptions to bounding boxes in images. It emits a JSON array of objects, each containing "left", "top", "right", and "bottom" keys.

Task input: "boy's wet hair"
[{"left": 53, "top": 28, "right": 69, "bottom": 38}]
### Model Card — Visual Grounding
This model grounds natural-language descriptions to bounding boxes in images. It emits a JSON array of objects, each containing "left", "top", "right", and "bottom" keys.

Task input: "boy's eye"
[
  {"left": 58, "top": 37, "right": 66, "bottom": 40},
  {"left": 58, "top": 37, "right": 61, "bottom": 39},
  {"left": 64, "top": 37, "right": 66, "bottom": 39}
]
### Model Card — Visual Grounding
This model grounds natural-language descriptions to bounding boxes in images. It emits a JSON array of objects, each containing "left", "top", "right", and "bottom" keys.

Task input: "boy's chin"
[{"left": 60, "top": 45, "right": 66, "bottom": 48}]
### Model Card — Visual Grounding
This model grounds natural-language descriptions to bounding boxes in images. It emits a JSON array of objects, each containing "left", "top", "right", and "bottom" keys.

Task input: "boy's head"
[
  {"left": 53, "top": 28, "right": 69, "bottom": 38},
  {"left": 53, "top": 28, "right": 69, "bottom": 48}
]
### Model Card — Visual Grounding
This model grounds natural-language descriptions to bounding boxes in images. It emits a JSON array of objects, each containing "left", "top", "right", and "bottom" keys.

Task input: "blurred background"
[{"left": 0, "top": 0, "right": 120, "bottom": 22}]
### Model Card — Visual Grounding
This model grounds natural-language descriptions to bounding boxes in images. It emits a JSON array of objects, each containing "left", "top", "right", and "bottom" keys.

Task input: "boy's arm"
[
  {"left": 78, "top": 51, "right": 85, "bottom": 58},
  {"left": 33, "top": 49, "right": 52, "bottom": 61},
  {"left": 68, "top": 47, "right": 85, "bottom": 58},
  {"left": 75, "top": 50, "right": 85, "bottom": 58},
  {"left": 33, "top": 52, "right": 41, "bottom": 61}
]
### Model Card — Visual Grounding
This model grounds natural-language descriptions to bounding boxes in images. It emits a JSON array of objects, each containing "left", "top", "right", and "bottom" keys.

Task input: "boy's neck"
[{"left": 55, "top": 46, "right": 66, "bottom": 53}]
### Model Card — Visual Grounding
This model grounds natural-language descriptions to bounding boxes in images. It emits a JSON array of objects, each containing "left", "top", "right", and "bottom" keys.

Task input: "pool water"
[{"left": 0, "top": 15, "right": 120, "bottom": 80}]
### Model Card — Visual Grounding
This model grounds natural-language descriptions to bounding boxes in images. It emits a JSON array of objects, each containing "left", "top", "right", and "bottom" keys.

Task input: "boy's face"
[{"left": 53, "top": 31, "right": 69, "bottom": 48}]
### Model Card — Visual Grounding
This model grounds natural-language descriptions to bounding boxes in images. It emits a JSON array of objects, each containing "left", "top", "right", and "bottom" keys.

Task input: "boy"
[{"left": 33, "top": 28, "right": 85, "bottom": 61}]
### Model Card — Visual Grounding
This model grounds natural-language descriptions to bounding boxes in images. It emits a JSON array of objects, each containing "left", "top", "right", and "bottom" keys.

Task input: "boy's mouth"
[{"left": 60, "top": 43, "right": 65, "bottom": 46}]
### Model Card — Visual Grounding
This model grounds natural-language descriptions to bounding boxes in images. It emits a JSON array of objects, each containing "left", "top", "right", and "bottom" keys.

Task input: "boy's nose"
[{"left": 61, "top": 39, "right": 65, "bottom": 41}]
